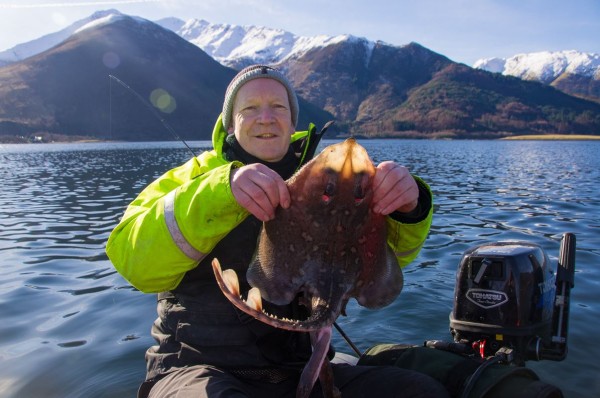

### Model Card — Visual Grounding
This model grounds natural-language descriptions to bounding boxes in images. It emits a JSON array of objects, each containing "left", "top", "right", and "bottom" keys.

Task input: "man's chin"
[{"left": 253, "top": 150, "right": 286, "bottom": 163}]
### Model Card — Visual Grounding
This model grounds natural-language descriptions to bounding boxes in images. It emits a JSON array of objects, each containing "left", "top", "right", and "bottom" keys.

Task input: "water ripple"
[{"left": 1, "top": 140, "right": 599, "bottom": 398}]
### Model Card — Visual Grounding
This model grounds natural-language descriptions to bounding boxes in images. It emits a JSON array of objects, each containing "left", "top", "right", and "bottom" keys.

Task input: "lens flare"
[
  {"left": 150, "top": 88, "right": 176, "bottom": 113},
  {"left": 102, "top": 52, "right": 120, "bottom": 69}
]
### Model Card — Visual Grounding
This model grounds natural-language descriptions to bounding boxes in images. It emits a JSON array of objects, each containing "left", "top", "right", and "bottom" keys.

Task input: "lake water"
[{"left": 0, "top": 139, "right": 598, "bottom": 398}]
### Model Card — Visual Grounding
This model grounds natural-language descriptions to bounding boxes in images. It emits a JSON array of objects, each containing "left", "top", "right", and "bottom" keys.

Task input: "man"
[{"left": 107, "top": 65, "right": 447, "bottom": 397}]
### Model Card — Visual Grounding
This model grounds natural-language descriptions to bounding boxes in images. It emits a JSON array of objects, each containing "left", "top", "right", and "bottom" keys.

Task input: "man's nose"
[{"left": 256, "top": 107, "right": 275, "bottom": 123}]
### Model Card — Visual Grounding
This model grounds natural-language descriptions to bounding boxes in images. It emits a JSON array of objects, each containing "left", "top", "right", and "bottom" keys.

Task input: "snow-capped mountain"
[
  {"left": 473, "top": 50, "right": 600, "bottom": 84},
  {"left": 0, "top": 9, "right": 365, "bottom": 70},
  {"left": 474, "top": 50, "right": 600, "bottom": 102},
  {"left": 154, "top": 17, "right": 359, "bottom": 69},
  {"left": 2, "top": 10, "right": 600, "bottom": 139},
  {"left": 3, "top": 7, "right": 599, "bottom": 84},
  {"left": 0, "top": 13, "right": 332, "bottom": 140},
  {"left": 0, "top": 9, "right": 128, "bottom": 66}
]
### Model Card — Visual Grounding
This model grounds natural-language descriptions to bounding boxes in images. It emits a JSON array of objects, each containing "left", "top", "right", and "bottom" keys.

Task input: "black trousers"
[{"left": 143, "top": 363, "right": 450, "bottom": 398}]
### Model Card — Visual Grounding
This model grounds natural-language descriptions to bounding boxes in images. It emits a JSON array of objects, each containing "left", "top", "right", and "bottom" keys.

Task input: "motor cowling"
[{"left": 449, "top": 240, "right": 566, "bottom": 364}]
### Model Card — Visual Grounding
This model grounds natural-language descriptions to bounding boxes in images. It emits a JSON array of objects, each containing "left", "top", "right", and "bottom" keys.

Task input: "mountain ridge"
[
  {"left": 1, "top": 10, "right": 599, "bottom": 141},
  {"left": 3, "top": 9, "right": 598, "bottom": 104},
  {"left": 156, "top": 15, "right": 600, "bottom": 106},
  {"left": 474, "top": 50, "right": 600, "bottom": 82},
  {"left": 474, "top": 50, "right": 600, "bottom": 103},
  {"left": 0, "top": 9, "right": 125, "bottom": 66},
  {"left": 154, "top": 16, "right": 364, "bottom": 70}
]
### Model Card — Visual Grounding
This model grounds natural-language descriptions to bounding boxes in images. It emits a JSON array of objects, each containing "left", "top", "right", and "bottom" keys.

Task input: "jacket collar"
[{"left": 210, "top": 115, "right": 325, "bottom": 171}]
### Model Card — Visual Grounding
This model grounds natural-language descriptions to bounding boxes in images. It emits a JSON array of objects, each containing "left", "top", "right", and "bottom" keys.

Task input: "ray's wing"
[
  {"left": 246, "top": 215, "right": 308, "bottom": 305},
  {"left": 355, "top": 244, "right": 404, "bottom": 309}
]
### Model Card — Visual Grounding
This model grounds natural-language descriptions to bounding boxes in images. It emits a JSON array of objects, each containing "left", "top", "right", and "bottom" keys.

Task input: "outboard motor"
[
  {"left": 359, "top": 234, "right": 576, "bottom": 397},
  {"left": 449, "top": 233, "right": 576, "bottom": 365}
]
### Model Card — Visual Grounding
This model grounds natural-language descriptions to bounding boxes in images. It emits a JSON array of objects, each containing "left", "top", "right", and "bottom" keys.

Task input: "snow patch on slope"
[
  {"left": 474, "top": 50, "right": 600, "bottom": 83},
  {"left": 156, "top": 18, "right": 367, "bottom": 68},
  {"left": 0, "top": 9, "right": 124, "bottom": 65}
]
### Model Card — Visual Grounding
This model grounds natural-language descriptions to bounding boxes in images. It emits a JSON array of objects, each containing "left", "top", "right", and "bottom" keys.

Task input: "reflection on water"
[{"left": 0, "top": 140, "right": 598, "bottom": 397}]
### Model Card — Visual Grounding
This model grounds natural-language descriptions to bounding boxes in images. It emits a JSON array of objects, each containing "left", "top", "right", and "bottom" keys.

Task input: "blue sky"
[{"left": 0, "top": 0, "right": 599, "bottom": 65}]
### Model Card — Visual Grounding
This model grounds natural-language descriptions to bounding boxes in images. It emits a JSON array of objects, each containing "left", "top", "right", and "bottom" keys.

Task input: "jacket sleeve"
[
  {"left": 106, "top": 154, "right": 249, "bottom": 293},
  {"left": 386, "top": 176, "right": 433, "bottom": 268}
]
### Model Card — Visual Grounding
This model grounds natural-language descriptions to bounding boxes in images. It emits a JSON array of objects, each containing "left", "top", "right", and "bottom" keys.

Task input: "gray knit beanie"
[{"left": 222, "top": 65, "right": 299, "bottom": 129}]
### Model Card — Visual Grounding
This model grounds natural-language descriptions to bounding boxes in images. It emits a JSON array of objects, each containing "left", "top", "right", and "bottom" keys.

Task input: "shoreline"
[
  {"left": 500, "top": 134, "right": 600, "bottom": 140},
  {"left": 2, "top": 134, "right": 600, "bottom": 144}
]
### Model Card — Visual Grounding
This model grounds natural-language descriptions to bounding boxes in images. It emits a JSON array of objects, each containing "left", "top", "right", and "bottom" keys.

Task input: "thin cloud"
[{"left": 0, "top": 0, "right": 165, "bottom": 8}]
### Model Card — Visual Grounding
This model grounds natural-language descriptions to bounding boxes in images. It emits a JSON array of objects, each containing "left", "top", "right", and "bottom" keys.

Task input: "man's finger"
[
  {"left": 373, "top": 162, "right": 418, "bottom": 215},
  {"left": 231, "top": 165, "right": 289, "bottom": 221}
]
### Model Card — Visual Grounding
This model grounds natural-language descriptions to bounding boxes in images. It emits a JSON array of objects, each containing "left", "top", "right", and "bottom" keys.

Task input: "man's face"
[{"left": 229, "top": 78, "right": 295, "bottom": 162}]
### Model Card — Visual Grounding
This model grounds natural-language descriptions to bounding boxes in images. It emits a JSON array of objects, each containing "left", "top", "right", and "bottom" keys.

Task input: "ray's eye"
[
  {"left": 354, "top": 189, "right": 365, "bottom": 205},
  {"left": 354, "top": 173, "right": 367, "bottom": 205},
  {"left": 322, "top": 181, "right": 336, "bottom": 203}
]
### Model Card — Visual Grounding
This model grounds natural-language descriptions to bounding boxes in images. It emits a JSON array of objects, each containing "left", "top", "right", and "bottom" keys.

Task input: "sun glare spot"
[
  {"left": 150, "top": 88, "right": 176, "bottom": 113},
  {"left": 102, "top": 52, "right": 120, "bottom": 69}
]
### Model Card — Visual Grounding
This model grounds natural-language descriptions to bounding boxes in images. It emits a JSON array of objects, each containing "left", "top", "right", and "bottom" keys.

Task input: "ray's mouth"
[{"left": 212, "top": 259, "right": 336, "bottom": 331}]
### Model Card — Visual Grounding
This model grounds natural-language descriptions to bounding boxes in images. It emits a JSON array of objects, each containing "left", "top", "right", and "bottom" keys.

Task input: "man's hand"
[
  {"left": 372, "top": 161, "right": 419, "bottom": 216},
  {"left": 230, "top": 164, "right": 290, "bottom": 222}
]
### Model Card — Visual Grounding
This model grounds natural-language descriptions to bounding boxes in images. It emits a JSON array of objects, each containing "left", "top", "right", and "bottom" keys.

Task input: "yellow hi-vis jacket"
[{"left": 106, "top": 117, "right": 434, "bottom": 293}]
